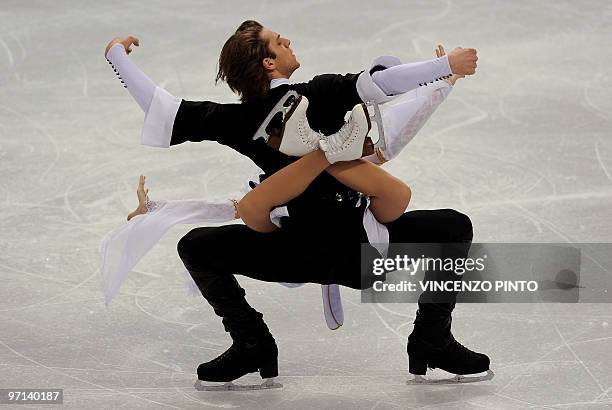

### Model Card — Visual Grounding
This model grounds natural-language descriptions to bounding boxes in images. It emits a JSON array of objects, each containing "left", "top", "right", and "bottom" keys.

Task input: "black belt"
[
  {"left": 318, "top": 190, "right": 364, "bottom": 207},
  {"left": 284, "top": 190, "right": 365, "bottom": 218}
]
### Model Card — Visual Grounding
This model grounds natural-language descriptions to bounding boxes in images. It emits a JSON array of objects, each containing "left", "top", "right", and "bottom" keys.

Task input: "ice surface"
[{"left": 1, "top": 0, "right": 611, "bottom": 408}]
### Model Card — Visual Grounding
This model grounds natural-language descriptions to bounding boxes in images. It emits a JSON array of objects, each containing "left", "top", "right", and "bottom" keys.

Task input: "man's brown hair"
[{"left": 216, "top": 20, "right": 275, "bottom": 102}]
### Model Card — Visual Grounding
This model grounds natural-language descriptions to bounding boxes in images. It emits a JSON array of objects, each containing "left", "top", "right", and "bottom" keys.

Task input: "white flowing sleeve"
[
  {"left": 106, "top": 44, "right": 181, "bottom": 148},
  {"left": 99, "top": 198, "right": 236, "bottom": 304}
]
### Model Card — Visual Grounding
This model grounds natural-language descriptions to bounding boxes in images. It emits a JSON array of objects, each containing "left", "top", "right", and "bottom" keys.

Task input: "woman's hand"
[
  {"left": 127, "top": 175, "right": 149, "bottom": 221},
  {"left": 436, "top": 45, "right": 465, "bottom": 86},
  {"left": 105, "top": 35, "right": 140, "bottom": 58}
]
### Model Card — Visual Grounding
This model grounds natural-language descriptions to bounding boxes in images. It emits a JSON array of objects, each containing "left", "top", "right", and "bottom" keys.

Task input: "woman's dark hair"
[{"left": 216, "top": 20, "right": 275, "bottom": 102}]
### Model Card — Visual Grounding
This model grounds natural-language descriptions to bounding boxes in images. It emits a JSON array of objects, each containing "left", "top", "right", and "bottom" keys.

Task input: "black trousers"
[{"left": 177, "top": 208, "right": 472, "bottom": 343}]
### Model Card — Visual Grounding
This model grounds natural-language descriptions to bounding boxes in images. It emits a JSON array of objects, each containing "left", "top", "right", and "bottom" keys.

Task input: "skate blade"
[
  {"left": 364, "top": 103, "right": 386, "bottom": 151},
  {"left": 194, "top": 377, "right": 283, "bottom": 391},
  {"left": 407, "top": 369, "right": 495, "bottom": 385},
  {"left": 253, "top": 90, "right": 300, "bottom": 142}
]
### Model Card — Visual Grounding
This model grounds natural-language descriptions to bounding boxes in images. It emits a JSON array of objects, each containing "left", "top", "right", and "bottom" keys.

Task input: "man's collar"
[{"left": 270, "top": 78, "right": 291, "bottom": 89}]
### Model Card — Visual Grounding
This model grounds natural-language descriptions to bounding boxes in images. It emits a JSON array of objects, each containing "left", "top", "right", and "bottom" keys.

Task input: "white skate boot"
[
  {"left": 252, "top": 91, "right": 381, "bottom": 159},
  {"left": 277, "top": 95, "right": 321, "bottom": 156},
  {"left": 252, "top": 91, "right": 319, "bottom": 156},
  {"left": 319, "top": 103, "right": 371, "bottom": 164}
]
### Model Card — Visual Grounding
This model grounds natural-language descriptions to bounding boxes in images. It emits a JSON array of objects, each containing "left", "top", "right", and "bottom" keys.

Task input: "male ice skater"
[{"left": 104, "top": 20, "right": 490, "bottom": 387}]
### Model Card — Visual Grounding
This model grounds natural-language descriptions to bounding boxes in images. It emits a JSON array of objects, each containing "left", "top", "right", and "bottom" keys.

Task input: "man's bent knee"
[
  {"left": 177, "top": 227, "right": 216, "bottom": 265},
  {"left": 447, "top": 209, "right": 473, "bottom": 242},
  {"left": 177, "top": 229, "right": 195, "bottom": 261}
]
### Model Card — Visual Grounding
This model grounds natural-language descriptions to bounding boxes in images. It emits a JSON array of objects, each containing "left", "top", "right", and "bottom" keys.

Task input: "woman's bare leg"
[{"left": 326, "top": 160, "right": 411, "bottom": 223}]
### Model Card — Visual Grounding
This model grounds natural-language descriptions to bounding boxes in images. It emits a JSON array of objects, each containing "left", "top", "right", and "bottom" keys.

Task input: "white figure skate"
[
  {"left": 252, "top": 90, "right": 386, "bottom": 157},
  {"left": 319, "top": 103, "right": 371, "bottom": 164}
]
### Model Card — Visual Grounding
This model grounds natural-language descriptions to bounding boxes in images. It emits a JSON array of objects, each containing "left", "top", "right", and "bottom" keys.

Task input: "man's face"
[{"left": 260, "top": 27, "right": 300, "bottom": 78}]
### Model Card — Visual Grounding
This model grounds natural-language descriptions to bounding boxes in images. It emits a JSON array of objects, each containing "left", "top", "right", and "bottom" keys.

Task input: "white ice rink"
[{"left": 1, "top": 0, "right": 611, "bottom": 408}]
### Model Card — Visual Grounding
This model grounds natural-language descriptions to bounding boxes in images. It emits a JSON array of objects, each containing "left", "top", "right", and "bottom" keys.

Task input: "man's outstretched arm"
[
  {"left": 105, "top": 36, "right": 233, "bottom": 148},
  {"left": 105, "top": 37, "right": 156, "bottom": 112},
  {"left": 105, "top": 37, "right": 184, "bottom": 148}
]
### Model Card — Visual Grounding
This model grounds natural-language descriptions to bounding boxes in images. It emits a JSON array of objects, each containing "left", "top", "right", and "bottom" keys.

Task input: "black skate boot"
[
  {"left": 195, "top": 335, "right": 280, "bottom": 390},
  {"left": 177, "top": 242, "right": 283, "bottom": 391},
  {"left": 407, "top": 306, "right": 494, "bottom": 384},
  {"left": 408, "top": 333, "right": 492, "bottom": 383}
]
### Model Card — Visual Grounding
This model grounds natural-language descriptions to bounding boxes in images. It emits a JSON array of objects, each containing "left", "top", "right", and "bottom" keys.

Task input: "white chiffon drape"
[{"left": 99, "top": 198, "right": 236, "bottom": 305}]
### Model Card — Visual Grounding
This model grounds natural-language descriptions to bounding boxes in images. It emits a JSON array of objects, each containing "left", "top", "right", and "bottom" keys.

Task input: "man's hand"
[
  {"left": 436, "top": 45, "right": 464, "bottom": 85},
  {"left": 447, "top": 46, "right": 478, "bottom": 76},
  {"left": 105, "top": 35, "right": 139, "bottom": 58}
]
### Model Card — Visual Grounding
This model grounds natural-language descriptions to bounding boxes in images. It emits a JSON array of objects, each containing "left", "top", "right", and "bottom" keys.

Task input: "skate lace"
[
  {"left": 297, "top": 118, "right": 318, "bottom": 147},
  {"left": 327, "top": 120, "right": 359, "bottom": 154}
]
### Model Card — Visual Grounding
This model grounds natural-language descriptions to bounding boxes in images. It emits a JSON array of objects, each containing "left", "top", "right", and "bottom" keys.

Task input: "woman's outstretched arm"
[
  {"left": 130, "top": 150, "right": 411, "bottom": 235},
  {"left": 127, "top": 150, "right": 331, "bottom": 233}
]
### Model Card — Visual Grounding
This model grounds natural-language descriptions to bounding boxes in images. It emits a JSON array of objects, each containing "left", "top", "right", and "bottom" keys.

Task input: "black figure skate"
[
  {"left": 407, "top": 333, "right": 494, "bottom": 384},
  {"left": 194, "top": 336, "right": 282, "bottom": 391}
]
